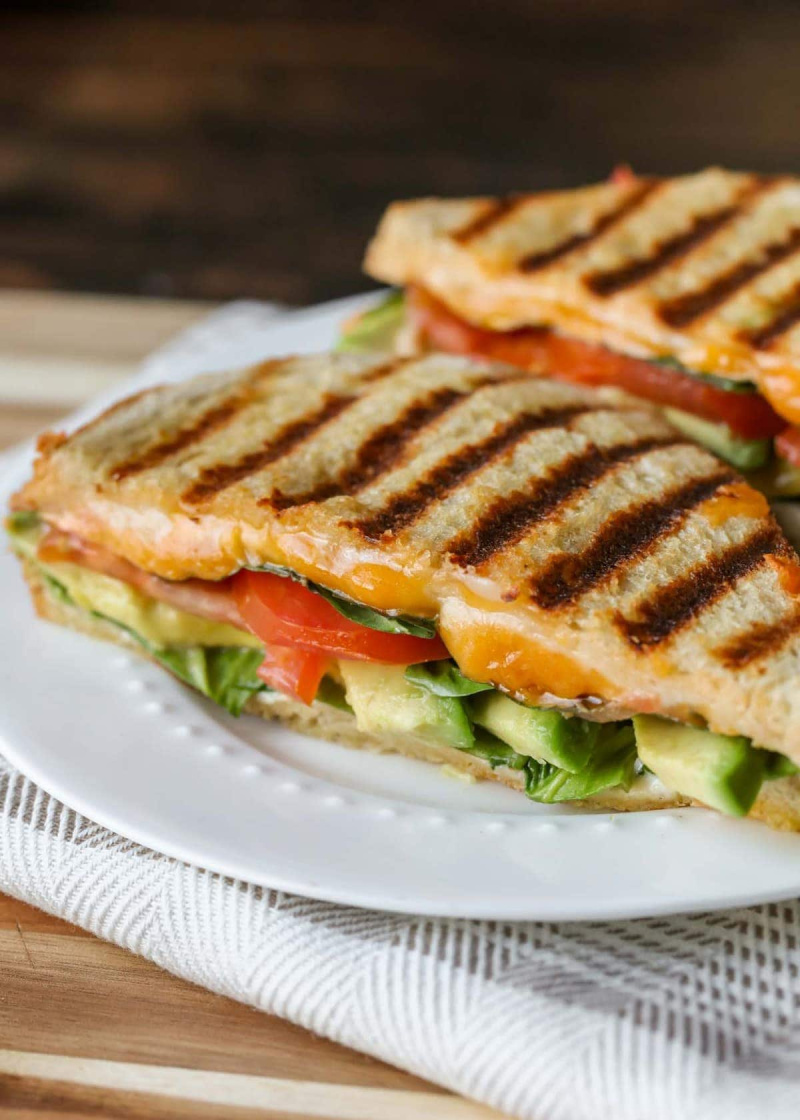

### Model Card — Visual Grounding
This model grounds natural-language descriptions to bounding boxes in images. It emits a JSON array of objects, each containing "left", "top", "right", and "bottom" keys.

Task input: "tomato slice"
[
  {"left": 775, "top": 426, "right": 800, "bottom": 468},
  {"left": 233, "top": 570, "right": 449, "bottom": 663},
  {"left": 257, "top": 645, "right": 330, "bottom": 706},
  {"left": 408, "top": 287, "right": 785, "bottom": 440}
]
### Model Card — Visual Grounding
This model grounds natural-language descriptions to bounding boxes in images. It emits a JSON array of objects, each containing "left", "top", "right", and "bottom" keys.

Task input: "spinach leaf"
[
  {"left": 249, "top": 563, "right": 438, "bottom": 638},
  {"left": 6, "top": 510, "right": 41, "bottom": 532},
  {"left": 523, "top": 723, "right": 637, "bottom": 803},
  {"left": 153, "top": 646, "right": 266, "bottom": 716},
  {"left": 650, "top": 356, "right": 756, "bottom": 395},
  {"left": 311, "top": 583, "right": 437, "bottom": 637},
  {"left": 460, "top": 729, "right": 529, "bottom": 771},
  {"left": 406, "top": 660, "right": 493, "bottom": 697}
]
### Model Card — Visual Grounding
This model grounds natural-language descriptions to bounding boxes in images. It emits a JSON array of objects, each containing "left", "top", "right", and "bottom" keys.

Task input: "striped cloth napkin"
[{"left": 2, "top": 302, "right": 799, "bottom": 1120}]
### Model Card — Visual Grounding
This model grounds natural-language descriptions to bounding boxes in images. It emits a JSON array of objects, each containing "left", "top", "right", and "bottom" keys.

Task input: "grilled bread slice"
[
  {"left": 12, "top": 349, "right": 800, "bottom": 764},
  {"left": 364, "top": 169, "right": 800, "bottom": 424}
]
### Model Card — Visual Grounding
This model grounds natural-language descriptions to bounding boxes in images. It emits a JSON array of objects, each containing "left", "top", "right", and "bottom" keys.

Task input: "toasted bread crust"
[{"left": 22, "top": 559, "right": 800, "bottom": 831}]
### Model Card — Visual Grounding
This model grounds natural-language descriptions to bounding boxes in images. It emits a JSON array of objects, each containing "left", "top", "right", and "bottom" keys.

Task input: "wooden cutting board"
[{"left": 0, "top": 290, "right": 505, "bottom": 1120}]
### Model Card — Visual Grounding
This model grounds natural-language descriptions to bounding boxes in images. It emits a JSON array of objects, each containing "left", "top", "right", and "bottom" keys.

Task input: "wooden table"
[
  {"left": 0, "top": 290, "right": 503, "bottom": 1120},
  {"left": 4, "top": 2, "right": 800, "bottom": 308}
]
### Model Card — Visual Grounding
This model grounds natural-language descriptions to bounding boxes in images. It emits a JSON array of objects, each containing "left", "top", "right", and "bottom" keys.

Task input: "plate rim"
[{"left": 4, "top": 294, "right": 800, "bottom": 921}]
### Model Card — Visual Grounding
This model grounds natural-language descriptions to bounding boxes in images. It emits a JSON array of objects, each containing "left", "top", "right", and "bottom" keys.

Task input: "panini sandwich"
[
  {"left": 363, "top": 168, "right": 800, "bottom": 495},
  {"left": 8, "top": 349, "right": 800, "bottom": 828}
]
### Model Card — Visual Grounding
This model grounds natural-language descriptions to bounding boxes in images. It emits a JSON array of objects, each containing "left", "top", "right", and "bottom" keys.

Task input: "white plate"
[{"left": 3, "top": 295, "right": 800, "bottom": 921}]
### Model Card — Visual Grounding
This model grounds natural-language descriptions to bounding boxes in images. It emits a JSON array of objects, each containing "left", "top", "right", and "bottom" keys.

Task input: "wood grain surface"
[
  {"left": 2, "top": 1, "right": 800, "bottom": 306},
  {"left": 0, "top": 291, "right": 506, "bottom": 1120}
]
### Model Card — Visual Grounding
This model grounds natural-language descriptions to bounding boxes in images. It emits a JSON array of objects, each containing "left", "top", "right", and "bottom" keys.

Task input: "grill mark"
[
  {"left": 658, "top": 225, "right": 800, "bottom": 328},
  {"left": 715, "top": 607, "right": 800, "bottom": 668},
  {"left": 73, "top": 386, "right": 155, "bottom": 443},
  {"left": 262, "top": 373, "right": 523, "bottom": 511},
  {"left": 451, "top": 196, "right": 528, "bottom": 244},
  {"left": 264, "top": 385, "right": 467, "bottom": 510},
  {"left": 446, "top": 434, "right": 683, "bottom": 569},
  {"left": 181, "top": 393, "right": 357, "bottom": 503},
  {"left": 112, "top": 394, "right": 252, "bottom": 483},
  {"left": 358, "top": 356, "right": 415, "bottom": 383},
  {"left": 586, "top": 201, "right": 750, "bottom": 297},
  {"left": 517, "top": 179, "right": 659, "bottom": 273},
  {"left": 110, "top": 360, "right": 282, "bottom": 482},
  {"left": 740, "top": 283, "right": 800, "bottom": 349},
  {"left": 353, "top": 403, "right": 596, "bottom": 541},
  {"left": 529, "top": 469, "right": 736, "bottom": 609},
  {"left": 617, "top": 525, "right": 785, "bottom": 649}
]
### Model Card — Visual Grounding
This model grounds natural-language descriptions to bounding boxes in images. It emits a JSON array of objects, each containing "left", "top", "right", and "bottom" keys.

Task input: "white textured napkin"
[{"left": 3, "top": 302, "right": 800, "bottom": 1120}]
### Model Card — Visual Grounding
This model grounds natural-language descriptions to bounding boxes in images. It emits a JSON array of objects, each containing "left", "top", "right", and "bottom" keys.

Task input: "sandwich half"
[
  {"left": 8, "top": 349, "right": 800, "bottom": 828},
  {"left": 363, "top": 168, "right": 800, "bottom": 496}
]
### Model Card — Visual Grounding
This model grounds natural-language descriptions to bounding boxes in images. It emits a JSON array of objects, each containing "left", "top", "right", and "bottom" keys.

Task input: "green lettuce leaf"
[
  {"left": 311, "top": 583, "right": 437, "bottom": 637},
  {"left": 523, "top": 723, "right": 638, "bottom": 803},
  {"left": 336, "top": 291, "right": 406, "bottom": 353},
  {"left": 6, "top": 510, "right": 41, "bottom": 532},
  {"left": 460, "top": 729, "right": 529, "bottom": 771},
  {"left": 153, "top": 645, "right": 266, "bottom": 716},
  {"left": 651, "top": 356, "right": 757, "bottom": 395},
  {"left": 405, "top": 660, "right": 493, "bottom": 697},
  {"left": 27, "top": 562, "right": 266, "bottom": 716}
]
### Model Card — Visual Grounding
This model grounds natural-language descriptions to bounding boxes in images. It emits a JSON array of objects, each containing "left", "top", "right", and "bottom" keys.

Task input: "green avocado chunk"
[
  {"left": 339, "top": 661, "right": 473, "bottom": 750},
  {"left": 662, "top": 407, "right": 771, "bottom": 471},
  {"left": 633, "top": 715, "right": 765, "bottom": 817},
  {"left": 469, "top": 692, "right": 598, "bottom": 773}
]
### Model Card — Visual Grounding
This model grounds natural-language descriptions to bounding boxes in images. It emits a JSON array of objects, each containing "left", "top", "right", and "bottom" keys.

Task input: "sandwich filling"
[{"left": 8, "top": 510, "right": 796, "bottom": 819}]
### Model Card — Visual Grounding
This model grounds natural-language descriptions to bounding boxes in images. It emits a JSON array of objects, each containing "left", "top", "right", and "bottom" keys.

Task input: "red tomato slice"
[
  {"left": 233, "top": 570, "right": 449, "bottom": 663},
  {"left": 257, "top": 645, "right": 330, "bottom": 706},
  {"left": 408, "top": 287, "right": 785, "bottom": 440},
  {"left": 775, "top": 426, "right": 800, "bottom": 468}
]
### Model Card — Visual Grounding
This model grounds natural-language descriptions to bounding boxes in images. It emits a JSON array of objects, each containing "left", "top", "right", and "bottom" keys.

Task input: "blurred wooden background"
[{"left": 2, "top": 0, "right": 800, "bottom": 307}]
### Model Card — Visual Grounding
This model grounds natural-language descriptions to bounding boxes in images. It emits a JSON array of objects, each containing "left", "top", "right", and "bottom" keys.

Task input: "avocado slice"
[
  {"left": 339, "top": 661, "right": 473, "bottom": 750},
  {"left": 469, "top": 692, "right": 598, "bottom": 772},
  {"left": 337, "top": 291, "right": 406, "bottom": 353},
  {"left": 633, "top": 715, "right": 765, "bottom": 817},
  {"left": 662, "top": 407, "right": 771, "bottom": 471}
]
